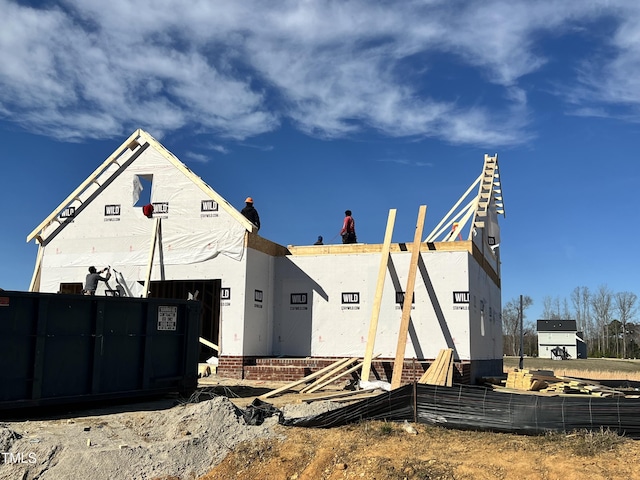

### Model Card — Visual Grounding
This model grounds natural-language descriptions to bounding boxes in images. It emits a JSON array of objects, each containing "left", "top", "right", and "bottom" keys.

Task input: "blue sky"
[{"left": 1, "top": 0, "right": 639, "bottom": 323}]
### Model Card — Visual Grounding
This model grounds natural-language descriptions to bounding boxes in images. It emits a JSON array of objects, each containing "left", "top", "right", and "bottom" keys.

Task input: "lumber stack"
[
  {"left": 505, "top": 369, "right": 557, "bottom": 391},
  {"left": 504, "top": 369, "right": 627, "bottom": 397},
  {"left": 540, "top": 379, "right": 626, "bottom": 397},
  {"left": 418, "top": 349, "right": 454, "bottom": 386}
]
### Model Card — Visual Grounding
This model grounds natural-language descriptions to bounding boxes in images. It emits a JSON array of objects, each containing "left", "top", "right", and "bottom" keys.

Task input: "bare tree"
[
  {"left": 615, "top": 291, "right": 638, "bottom": 358},
  {"left": 570, "top": 286, "right": 591, "bottom": 338},
  {"left": 523, "top": 323, "right": 538, "bottom": 357},
  {"left": 542, "top": 296, "right": 557, "bottom": 319},
  {"left": 562, "top": 298, "right": 572, "bottom": 319},
  {"left": 502, "top": 296, "right": 533, "bottom": 356},
  {"left": 591, "top": 285, "right": 613, "bottom": 355}
]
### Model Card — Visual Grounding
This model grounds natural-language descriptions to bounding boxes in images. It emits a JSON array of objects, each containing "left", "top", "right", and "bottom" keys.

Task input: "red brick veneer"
[{"left": 217, "top": 356, "right": 471, "bottom": 385}]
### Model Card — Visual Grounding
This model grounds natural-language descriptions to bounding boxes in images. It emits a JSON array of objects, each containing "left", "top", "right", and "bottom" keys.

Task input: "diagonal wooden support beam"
[
  {"left": 391, "top": 205, "right": 427, "bottom": 389},
  {"left": 361, "top": 209, "right": 396, "bottom": 381}
]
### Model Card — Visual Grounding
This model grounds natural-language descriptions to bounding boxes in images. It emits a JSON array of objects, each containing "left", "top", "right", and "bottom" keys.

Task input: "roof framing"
[
  {"left": 27, "top": 129, "right": 255, "bottom": 245},
  {"left": 424, "top": 154, "right": 504, "bottom": 243}
]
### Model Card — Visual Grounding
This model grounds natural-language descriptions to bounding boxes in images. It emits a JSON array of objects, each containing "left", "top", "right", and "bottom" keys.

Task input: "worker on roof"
[
  {"left": 241, "top": 196, "right": 260, "bottom": 232},
  {"left": 449, "top": 221, "right": 462, "bottom": 241},
  {"left": 340, "top": 210, "right": 357, "bottom": 244}
]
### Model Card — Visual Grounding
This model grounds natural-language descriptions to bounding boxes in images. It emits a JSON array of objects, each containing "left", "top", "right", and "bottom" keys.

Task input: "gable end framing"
[{"left": 27, "top": 129, "right": 256, "bottom": 245}]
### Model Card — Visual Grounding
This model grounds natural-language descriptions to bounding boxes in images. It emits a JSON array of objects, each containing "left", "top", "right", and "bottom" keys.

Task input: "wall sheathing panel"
[
  {"left": 274, "top": 250, "right": 476, "bottom": 361},
  {"left": 467, "top": 256, "right": 503, "bottom": 380},
  {"left": 468, "top": 259, "right": 503, "bottom": 360},
  {"left": 38, "top": 147, "right": 246, "bottom": 296},
  {"left": 241, "top": 247, "right": 274, "bottom": 356}
]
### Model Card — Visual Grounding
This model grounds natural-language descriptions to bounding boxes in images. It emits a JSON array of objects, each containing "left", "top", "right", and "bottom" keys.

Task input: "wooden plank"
[
  {"left": 27, "top": 130, "right": 143, "bottom": 243},
  {"left": 329, "top": 392, "right": 382, "bottom": 403},
  {"left": 430, "top": 350, "right": 448, "bottom": 385},
  {"left": 199, "top": 337, "right": 219, "bottom": 351},
  {"left": 424, "top": 173, "right": 482, "bottom": 242},
  {"left": 435, "top": 349, "right": 452, "bottom": 385},
  {"left": 299, "top": 357, "right": 358, "bottom": 393},
  {"left": 28, "top": 244, "right": 44, "bottom": 292},
  {"left": 446, "top": 352, "right": 454, "bottom": 387},
  {"left": 286, "top": 241, "right": 473, "bottom": 257},
  {"left": 361, "top": 209, "right": 397, "bottom": 381},
  {"left": 258, "top": 357, "right": 352, "bottom": 399},
  {"left": 419, "top": 349, "right": 443, "bottom": 383},
  {"left": 142, "top": 217, "right": 160, "bottom": 298},
  {"left": 391, "top": 205, "right": 427, "bottom": 390},
  {"left": 419, "top": 351, "right": 445, "bottom": 384},
  {"left": 419, "top": 349, "right": 453, "bottom": 385},
  {"left": 298, "top": 388, "right": 382, "bottom": 403},
  {"left": 432, "top": 351, "right": 449, "bottom": 385},
  {"left": 305, "top": 357, "right": 378, "bottom": 394}
]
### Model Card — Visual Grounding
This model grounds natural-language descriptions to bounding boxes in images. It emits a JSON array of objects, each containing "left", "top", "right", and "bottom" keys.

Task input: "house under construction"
[{"left": 27, "top": 129, "right": 505, "bottom": 384}]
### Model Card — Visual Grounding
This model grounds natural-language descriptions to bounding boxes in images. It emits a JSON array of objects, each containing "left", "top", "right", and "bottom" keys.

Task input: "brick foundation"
[{"left": 217, "top": 356, "right": 472, "bottom": 385}]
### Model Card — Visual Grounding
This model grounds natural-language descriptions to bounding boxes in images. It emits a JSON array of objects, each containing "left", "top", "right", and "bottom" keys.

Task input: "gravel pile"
[{"left": 0, "top": 392, "right": 326, "bottom": 480}]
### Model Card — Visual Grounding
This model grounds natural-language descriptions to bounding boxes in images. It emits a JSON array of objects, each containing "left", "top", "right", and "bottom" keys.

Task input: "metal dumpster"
[{"left": 0, "top": 290, "right": 201, "bottom": 410}]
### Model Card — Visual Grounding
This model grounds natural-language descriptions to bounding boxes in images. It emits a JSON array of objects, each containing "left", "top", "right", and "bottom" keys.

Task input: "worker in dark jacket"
[
  {"left": 83, "top": 266, "right": 111, "bottom": 295},
  {"left": 241, "top": 197, "right": 260, "bottom": 231}
]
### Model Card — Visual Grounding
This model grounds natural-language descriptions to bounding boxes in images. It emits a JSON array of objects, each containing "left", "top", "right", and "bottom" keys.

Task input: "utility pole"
[{"left": 518, "top": 294, "right": 524, "bottom": 369}]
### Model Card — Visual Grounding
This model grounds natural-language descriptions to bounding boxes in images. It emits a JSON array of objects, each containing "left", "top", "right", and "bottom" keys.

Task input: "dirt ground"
[
  {"left": 3, "top": 374, "right": 640, "bottom": 480},
  {"left": 200, "top": 375, "right": 640, "bottom": 480},
  {"left": 202, "top": 420, "right": 640, "bottom": 480}
]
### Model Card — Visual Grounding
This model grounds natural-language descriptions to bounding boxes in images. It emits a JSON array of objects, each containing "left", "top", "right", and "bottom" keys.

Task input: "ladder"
[{"left": 472, "top": 154, "right": 503, "bottom": 231}]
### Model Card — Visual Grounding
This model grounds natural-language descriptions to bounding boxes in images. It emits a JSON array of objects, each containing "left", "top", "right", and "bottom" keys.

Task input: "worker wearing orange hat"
[
  {"left": 450, "top": 222, "right": 462, "bottom": 241},
  {"left": 241, "top": 196, "right": 260, "bottom": 231}
]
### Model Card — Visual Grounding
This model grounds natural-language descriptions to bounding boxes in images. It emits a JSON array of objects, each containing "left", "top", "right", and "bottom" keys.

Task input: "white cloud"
[
  {"left": 211, "top": 145, "right": 230, "bottom": 154},
  {"left": 377, "top": 158, "right": 434, "bottom": 167},
  {"left": 1, "top": 0, "right": 640, "bottom": 144},
  {"left": 184, "top": 151, "right": 210, "bottom": 163}
]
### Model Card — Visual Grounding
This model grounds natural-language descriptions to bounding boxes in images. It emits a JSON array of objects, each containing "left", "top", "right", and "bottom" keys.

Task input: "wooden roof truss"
[
  {"left": 27, "top": 129, "right": 255, "bottom": 246},
  {"left": 424, "top": 154, "right": 504, "bottom": 243}
]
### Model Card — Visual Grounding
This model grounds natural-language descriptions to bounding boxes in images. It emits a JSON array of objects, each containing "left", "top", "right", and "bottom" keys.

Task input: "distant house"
[{"left": 537, "top": 320, "right": 587, "bottom": 359}]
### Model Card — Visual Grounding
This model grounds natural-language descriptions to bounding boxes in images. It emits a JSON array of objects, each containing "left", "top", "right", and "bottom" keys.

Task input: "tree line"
[{"left": 502, "top": 286, "right": 639, "bottom": 359}]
